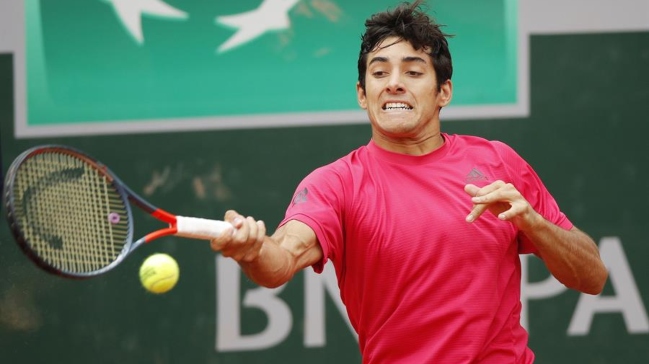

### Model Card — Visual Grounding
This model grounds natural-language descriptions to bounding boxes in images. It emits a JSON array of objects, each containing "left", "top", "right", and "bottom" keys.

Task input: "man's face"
[{"left": 356, "top": 37, "right": 452, "bottom": 140}]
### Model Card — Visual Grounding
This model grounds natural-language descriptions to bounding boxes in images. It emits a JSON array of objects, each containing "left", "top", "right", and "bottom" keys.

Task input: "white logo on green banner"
[
  {"left": 19, "top": 0, "right": 519, "bottom": 137},
  {"left": 103, "top": 0, "right": 189, "bottom": 44}
]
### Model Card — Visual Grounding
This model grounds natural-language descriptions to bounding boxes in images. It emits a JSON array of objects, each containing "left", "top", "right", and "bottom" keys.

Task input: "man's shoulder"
[
  {"left": 307, "top": 144, "right": 369, "bottom": 178},
  {"left": 447, "top": 133, "right": 518, "bottom": 155}
]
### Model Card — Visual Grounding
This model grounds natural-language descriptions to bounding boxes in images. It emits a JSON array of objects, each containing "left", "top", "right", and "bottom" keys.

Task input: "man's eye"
[
  {"left": 372, "top": 71, "right": 387, "bottom": 77},
  {"left": 407, "top": 71, "right": 423, "bottom": 76}
]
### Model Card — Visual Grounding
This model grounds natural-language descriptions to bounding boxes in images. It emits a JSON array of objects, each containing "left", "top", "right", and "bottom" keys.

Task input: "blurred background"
[{"left": 0, "top": 0, "right": 647, "bottom": 363}]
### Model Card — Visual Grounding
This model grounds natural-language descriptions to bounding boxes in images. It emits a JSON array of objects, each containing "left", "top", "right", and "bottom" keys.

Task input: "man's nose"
[{"left": 386, "top": 73, "right": 405, "bottom": 93}]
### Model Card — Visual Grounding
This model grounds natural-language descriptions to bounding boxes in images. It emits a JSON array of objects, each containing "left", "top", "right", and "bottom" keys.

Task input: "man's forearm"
[
  {"left": 523, "top": 217, "right": 607, "bottom": 295},
  {"left": 238, "top": 237, "right": 296, "bottom": 288}
]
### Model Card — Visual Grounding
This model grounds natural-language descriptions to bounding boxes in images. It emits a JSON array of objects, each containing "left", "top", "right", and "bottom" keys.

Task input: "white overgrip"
[{"left": 175, "top": 216, "right": 234, "bottom": 240}]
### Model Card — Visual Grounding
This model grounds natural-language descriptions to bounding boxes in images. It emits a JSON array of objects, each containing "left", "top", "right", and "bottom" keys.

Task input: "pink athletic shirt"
[{"left": 280, "top": 133, "right": 573, "bottom": 363}]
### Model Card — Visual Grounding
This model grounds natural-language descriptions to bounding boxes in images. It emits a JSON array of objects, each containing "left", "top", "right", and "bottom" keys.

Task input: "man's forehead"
[
  {"left": 368, "top": 45, "right": 431, "bottom": 66},
  {"left": 370, "top": 37, "right": 432, "bottom": 60}
]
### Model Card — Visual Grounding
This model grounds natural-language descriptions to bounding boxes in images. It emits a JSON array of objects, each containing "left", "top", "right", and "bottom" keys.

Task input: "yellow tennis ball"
[{"left": 139, "top": 253, "right": 179, "bottom": 294}]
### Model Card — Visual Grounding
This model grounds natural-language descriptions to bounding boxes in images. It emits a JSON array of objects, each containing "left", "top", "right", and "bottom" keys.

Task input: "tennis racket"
[{"left": 3, "top": 145, "right": 233, "bottom": 279}]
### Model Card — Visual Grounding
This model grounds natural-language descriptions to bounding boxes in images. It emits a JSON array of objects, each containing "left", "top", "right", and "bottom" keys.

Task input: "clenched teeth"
[{"left": 383, "top": 102, "right": 413, "bottom": 110}]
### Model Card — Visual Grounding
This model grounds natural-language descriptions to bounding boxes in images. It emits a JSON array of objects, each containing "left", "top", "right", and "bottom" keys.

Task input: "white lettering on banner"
[
  {"left": 568, "top": 237, "right": 649, "bottom": 335},
  {"left": 304, "top": 266, "right": 357, "bottom": 347},
  {"left": 215, "top": 256, "right": 355, "bottom": 352},
  {"left": 215, "top": 236, "right": 647, "bottom": 352},
  {"left": 521, "top": 236, "right": 649, "bottom": 335},
  {"left": 215, "top": 256, "right": 292, "bottom": 351},
  {"left": 520, "top": 254, "right": 568, "bottom": 330}
]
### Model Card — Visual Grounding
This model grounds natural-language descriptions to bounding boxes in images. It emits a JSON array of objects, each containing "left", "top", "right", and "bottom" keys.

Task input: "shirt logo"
[
  {"left": 465, "top": 168, "right": 489, "bottom": 183},
  {"left": 292, "top": 187, "right": 308, "bottom": 205}
]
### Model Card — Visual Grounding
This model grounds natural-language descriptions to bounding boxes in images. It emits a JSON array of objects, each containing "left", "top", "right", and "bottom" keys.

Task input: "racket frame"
[
  {"left": 3, "top": 145, "right": 230, "bottom": 279},
  {"left": 5, "top": 145, "right": 137, "bottom": 278}
]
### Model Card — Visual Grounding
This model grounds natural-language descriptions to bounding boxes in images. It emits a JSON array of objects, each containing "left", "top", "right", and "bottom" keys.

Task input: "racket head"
[{"left": 3, "top": 145, "right": 135, "bottom": 278}]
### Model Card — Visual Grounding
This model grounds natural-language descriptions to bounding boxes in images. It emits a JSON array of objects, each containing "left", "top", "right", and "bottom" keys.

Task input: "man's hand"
[
  {"left": 210, "top": 210, "right": 266, "bottom": 263},
  {"left": 464, "top": 181, "right": 543, "bottom": 232},
  {"left": 209, "top": 212, "right": 322, "bottom": 289},
  {"left": 465, "top": 181, "right": 608, "bottom": 294}
]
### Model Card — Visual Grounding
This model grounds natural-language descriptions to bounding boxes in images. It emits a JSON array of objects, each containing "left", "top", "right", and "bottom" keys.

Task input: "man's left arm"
[{"left": 465, "top": 181, "right": 608, "bottom": 295}]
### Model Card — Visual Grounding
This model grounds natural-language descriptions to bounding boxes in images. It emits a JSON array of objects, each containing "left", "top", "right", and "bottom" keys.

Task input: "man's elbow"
[{"left": 578, "top": 268, "right": 609, "bottom": 295}]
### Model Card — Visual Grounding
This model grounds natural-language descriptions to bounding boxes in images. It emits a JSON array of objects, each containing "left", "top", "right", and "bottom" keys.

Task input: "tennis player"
[{"left": 210, "top": 1, "right": 608, "bottom": 362}]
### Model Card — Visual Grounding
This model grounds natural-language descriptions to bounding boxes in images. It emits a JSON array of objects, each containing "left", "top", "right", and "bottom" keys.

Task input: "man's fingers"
[
  {"left": 210, "top": 238, "right": 222, "bottom": 251},
  {"left": 466, "top": 203, "right": 489, "bottom": 223},
  {"left": 464, "top": 183, "right": 480, "bottom": 197},
  {"left": 472, "top": 182, "right": 522, "bottom": 205},
  {"left": 212, "top": 211, "right": 266, "bottom": 264},
  {"left": 465, "top": 184, "right": 486, "bottom": 223},
  {"left": 464, "top": 181, "right": 534, "bottom": 225},
  {"left": 221, "top": 216, "right": 263, "bottom": 260},
  {"left": 496, "top": 200, "right": 527, "bottom": 221},
  {"left": 211, "top": 211, "right": 247, "bottom": 252},
  {"left": 465, "top": 183, "right": 497, "bottom": 223},
  {"left": 224, "top": 210, "right": 241, "bottom": 223},
  {"left": 240, "top": 220, "right": 266, "bottom": 262},
  {"left": 255, "top": 220, "right": 266, "bottom": 241}
]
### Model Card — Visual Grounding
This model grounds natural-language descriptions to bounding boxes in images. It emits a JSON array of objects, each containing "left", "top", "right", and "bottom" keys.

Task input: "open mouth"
[{"left": 382, "top": 102, "right": 413, "bottom": 111}]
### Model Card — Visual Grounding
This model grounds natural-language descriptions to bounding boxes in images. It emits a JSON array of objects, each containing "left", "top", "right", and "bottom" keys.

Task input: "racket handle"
[{"left": 175, "top": 216, "right": 234, "bottom": 240}]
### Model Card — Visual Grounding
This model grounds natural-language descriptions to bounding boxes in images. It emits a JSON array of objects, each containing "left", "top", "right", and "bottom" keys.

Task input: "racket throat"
[
  {"left": 144, "top": 227, "right": 178, "bottom": 243},
  {"left": 143, "top": 209, "right": 178, "bottom": 243}
]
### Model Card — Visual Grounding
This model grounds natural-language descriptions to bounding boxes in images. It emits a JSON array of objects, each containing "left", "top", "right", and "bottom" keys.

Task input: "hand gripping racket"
[{"left": 3, "top": 145, "right": 233, "bottom": 279}]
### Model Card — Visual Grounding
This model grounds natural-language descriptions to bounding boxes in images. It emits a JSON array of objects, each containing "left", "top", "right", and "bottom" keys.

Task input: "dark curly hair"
[{"left": 357, "top": 0, "right": 453, "bottom": 91}]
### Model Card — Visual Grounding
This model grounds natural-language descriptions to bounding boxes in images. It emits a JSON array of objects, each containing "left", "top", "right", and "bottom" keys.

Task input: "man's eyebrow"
[
  {"left": 368, "top": 56, "right": 428, "bottom": 66},
  {"left": 368, "top": 56, "right": 389, "bottom": 66},
  {"left": 402, "top": 56, "right": 428, "bottom": 64}
]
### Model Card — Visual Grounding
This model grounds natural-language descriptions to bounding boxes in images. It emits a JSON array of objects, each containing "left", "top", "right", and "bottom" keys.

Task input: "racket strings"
[{"left": 13, "top": 152, "right": 130, "bottom": 274}]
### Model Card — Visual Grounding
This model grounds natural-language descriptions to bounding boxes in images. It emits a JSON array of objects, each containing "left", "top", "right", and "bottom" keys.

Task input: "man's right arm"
[{"left": 210, "top": 210, "right": 323, "bottom": 288}]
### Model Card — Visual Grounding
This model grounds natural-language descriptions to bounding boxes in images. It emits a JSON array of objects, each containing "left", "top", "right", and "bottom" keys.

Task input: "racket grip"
[{"left": 175, "top": 216, "right": 234, "bottom": 240}]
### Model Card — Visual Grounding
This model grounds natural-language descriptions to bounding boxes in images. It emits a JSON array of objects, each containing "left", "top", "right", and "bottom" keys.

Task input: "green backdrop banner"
[{"left": 25, "top": 0, "right": 517, "bottom": 126}]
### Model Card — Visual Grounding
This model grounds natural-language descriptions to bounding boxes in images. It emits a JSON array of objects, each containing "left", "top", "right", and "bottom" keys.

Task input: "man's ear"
[
  {"left": 356, "top": 82, "right": 367, "bottom": 109},
  {"left": 438, "top": 79, "right": 453, "bottom": 107}
]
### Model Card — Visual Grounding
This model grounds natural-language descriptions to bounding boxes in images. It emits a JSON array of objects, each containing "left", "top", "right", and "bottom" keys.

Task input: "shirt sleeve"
[
  {"left": 495, "top": 141, "right": 574, "bottom": 254},
  {"left": 278, "top": 165, "right": 345, "bottom": 273}
]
